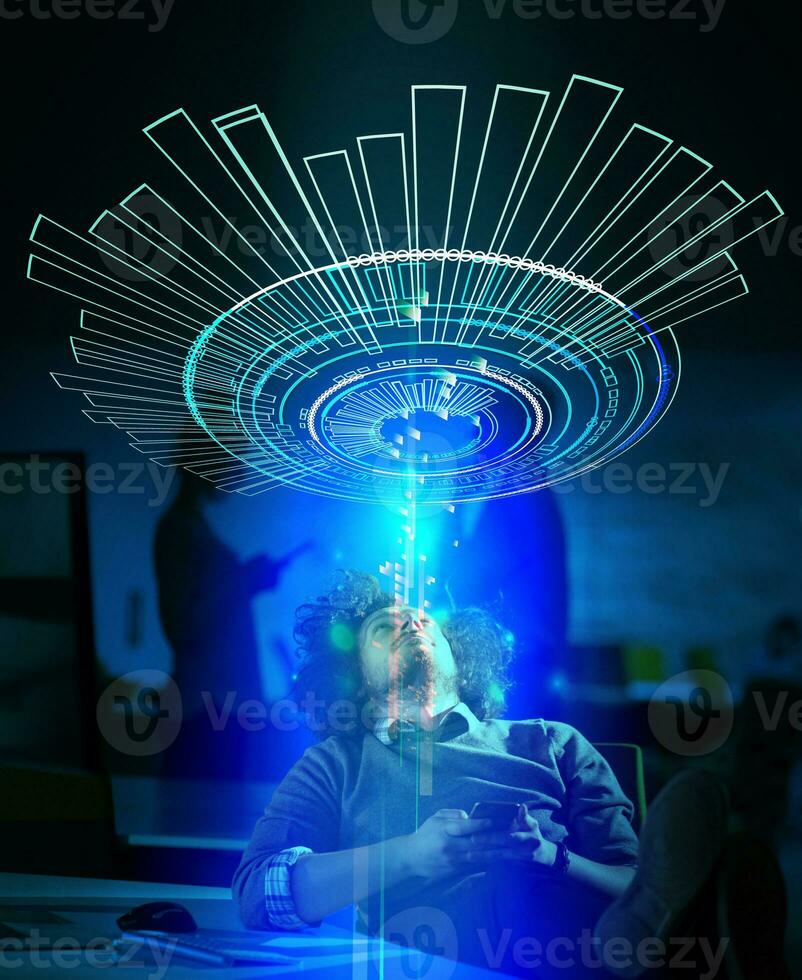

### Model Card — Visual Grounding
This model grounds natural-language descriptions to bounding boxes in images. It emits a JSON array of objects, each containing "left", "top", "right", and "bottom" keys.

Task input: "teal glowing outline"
[
  {"left": 315, "top": 369, "right": 539, "bottom": 477},
  {"left": 183, "top": 257, "right": 674, "bottom": 501}
]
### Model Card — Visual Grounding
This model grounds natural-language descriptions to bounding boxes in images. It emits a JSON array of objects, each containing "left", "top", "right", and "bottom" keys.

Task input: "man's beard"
[{"left": 389, "top": 639, "right": 457, "bottom": 708}]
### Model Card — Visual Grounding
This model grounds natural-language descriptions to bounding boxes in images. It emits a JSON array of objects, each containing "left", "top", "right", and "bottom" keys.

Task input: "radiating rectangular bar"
[{"left": 411, "top": 85, "right": 465, "bottom": 341}]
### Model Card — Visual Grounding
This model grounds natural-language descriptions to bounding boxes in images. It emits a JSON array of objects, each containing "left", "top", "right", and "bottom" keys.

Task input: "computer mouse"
[{"left": 117, "top": 901, "right": 198, "bottom": 934}]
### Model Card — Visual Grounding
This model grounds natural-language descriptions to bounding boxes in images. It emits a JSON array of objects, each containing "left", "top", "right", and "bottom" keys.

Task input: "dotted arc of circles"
[{"left": 344, "top": 248, "right": 605, "bottom": 293}]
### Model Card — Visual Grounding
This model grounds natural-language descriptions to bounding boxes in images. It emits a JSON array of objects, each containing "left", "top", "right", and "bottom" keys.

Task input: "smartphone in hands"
[{"left": 469, "top": 801, "right": 520, "bottom": 830}]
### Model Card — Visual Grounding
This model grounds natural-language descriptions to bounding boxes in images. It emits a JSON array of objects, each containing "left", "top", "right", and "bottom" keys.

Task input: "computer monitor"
[{"left": 0, "top": 453, "right": 97, "bottom": 769}]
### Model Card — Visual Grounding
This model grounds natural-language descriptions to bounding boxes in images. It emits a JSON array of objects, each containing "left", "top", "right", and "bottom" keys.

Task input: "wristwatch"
[{"left": 551, "top": 841, "right": 570, "bottom": 875}]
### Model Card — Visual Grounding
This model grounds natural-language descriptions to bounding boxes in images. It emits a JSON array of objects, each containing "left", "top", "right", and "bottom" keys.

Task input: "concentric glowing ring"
[
  {"left": 32, "top": 79, "right": 780, "bottom": 504},
  {"left": 306, "top": 364, "right": 545, "bottom": 476},
  {"left": 183, "top": 249, "right": 679, "bottom": 504}
]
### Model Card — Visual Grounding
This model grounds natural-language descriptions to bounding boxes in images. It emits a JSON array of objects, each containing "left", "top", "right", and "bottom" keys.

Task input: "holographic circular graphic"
[
  {"left": 185, "top": 249, "right": 677, "bottom": 503},
  {"left": 30, "top": 79, "right": 779, "bottom": 503}
]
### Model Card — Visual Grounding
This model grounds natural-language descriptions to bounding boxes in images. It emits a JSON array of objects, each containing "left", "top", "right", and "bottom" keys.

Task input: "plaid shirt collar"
[{"left": 372, "top": 701, "right": 479, "bottom": 746}]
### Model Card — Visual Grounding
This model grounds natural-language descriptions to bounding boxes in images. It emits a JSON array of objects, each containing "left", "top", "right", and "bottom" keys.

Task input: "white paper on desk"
[
  {"left": 212, "top": 931, "right": 413, "bottom": 968},
  {"left": 266, "top": 935, "right": 372, "bottom": 948}
]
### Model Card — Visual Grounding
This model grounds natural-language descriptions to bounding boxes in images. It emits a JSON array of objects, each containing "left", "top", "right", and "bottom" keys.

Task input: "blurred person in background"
[{"left": 155, "top": 469, "right": 307, "bottom": 779}]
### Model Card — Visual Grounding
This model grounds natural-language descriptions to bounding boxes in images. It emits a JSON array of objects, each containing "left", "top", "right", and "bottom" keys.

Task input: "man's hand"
[
  {"left": 466, "top": 804, "right": 558, "bottom": 867},
  {"left": 404, "top": 809, "right": 493, "bottom": 881}
]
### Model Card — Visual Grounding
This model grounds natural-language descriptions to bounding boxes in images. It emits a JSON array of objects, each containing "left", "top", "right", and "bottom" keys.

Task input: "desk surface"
[{"left": 0, "top": 873, "right": 501, "bottom": 979}]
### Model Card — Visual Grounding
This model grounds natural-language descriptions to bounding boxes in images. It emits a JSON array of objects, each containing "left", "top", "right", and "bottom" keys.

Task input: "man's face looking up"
[{"left": 358, "top": 606, "right": 459, "bottom": 709}]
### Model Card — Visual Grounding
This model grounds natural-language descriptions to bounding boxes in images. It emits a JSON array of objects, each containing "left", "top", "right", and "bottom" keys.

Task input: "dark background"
[
  {"left": 2, "top": 0, "right": 799, "bottom": 687},
  {"left": 1, "top": 0, "right": 801, "bottom": 955}
]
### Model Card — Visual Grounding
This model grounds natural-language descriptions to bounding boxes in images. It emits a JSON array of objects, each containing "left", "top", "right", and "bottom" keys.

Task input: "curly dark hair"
[{"left": 292, "top": 570, "right": 515, "bottom": 738}]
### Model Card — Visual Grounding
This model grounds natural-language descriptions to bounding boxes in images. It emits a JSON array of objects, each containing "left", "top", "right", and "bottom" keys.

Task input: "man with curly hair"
[{"left": 233, "top": 571, "right": 735, "bottom": 978}]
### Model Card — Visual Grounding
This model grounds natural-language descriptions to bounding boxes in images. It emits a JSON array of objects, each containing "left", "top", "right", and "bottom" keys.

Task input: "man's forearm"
[
  {"left": 564, "top": 850, "right": 636, "bottom": 898},
  {"left": 290, "top": 834, "right": 414, "bottom": 925}
]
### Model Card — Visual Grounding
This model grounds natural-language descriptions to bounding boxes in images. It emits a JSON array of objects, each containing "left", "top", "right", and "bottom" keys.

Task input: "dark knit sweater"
[{"left": 233, "top": 709, "right": 638, "bottom": 933}]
